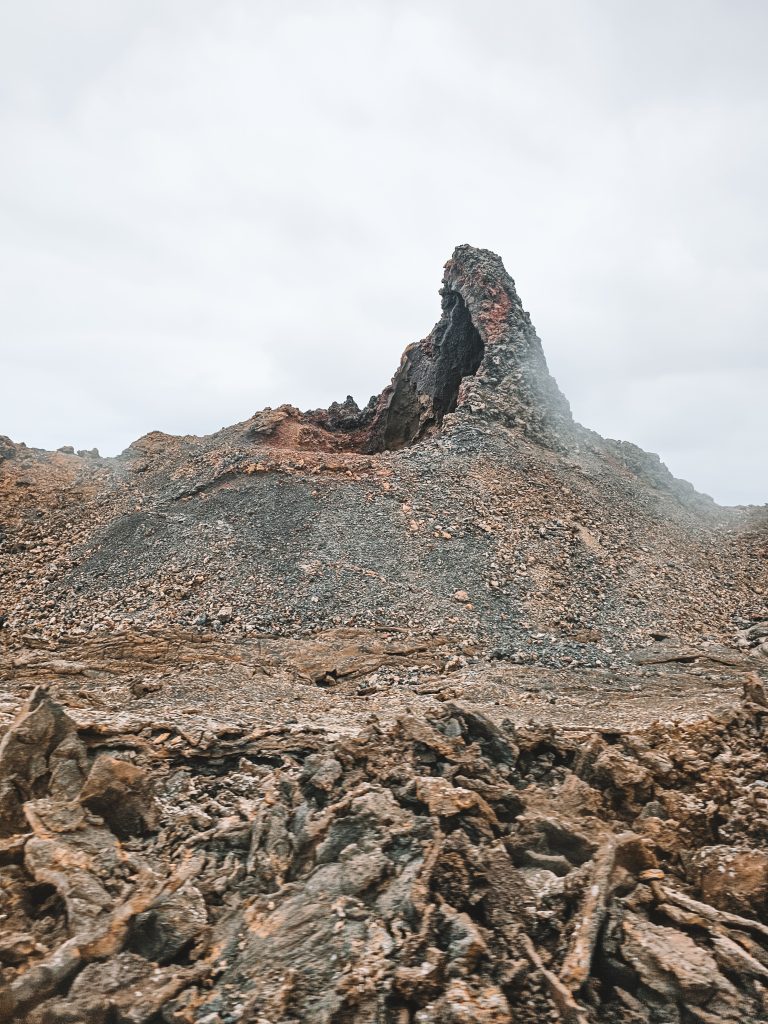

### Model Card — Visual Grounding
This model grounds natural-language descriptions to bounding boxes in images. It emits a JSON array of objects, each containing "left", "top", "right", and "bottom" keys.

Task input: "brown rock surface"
[
  {"left": 79, "top": 754, "right": 160, "bottom": 838},
  {"left": 693, "top": 845, "right": 768, "bottom": 917},
  {"left": 0, "top": 684, "right": 767, "bottom": 1021},
  {"left": 0, "top": 245, "right": 767, "bottom": 1021}
]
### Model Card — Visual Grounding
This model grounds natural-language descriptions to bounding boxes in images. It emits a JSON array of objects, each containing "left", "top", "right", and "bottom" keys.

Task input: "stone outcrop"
[
  {"left": 301, "top": 245, "right": 575, "bottom": 453},
  {"left": 368, "top": 245, "right": 574, "bottom": 451}
]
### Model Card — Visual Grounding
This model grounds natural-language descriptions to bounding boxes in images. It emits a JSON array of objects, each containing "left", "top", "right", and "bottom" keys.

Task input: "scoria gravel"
[{"left": 0, "top": 245, "right": 767, "bottom": 1022}]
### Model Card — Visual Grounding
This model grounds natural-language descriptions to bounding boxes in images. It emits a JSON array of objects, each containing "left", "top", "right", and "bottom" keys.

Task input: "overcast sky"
[{"left": 1, "top": 1, "right": 766, "bottom": 505}]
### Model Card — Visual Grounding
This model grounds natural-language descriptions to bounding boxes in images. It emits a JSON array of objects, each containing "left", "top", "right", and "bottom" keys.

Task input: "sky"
[{"left": 1, "top": 1, "right": 766, "bottom": 506}]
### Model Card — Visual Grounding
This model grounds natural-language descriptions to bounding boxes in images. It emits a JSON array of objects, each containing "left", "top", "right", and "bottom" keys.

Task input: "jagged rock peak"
[
  {"left": 113, "top": 246, "right": 576, "bottom": 459},
  {"left": 367, "top": 244, "right": 575, "bottom": 451}
]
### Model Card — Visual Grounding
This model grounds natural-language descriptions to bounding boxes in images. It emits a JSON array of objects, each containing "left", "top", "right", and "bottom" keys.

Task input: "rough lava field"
[{"left": 1, "top": 246, "right": 767, "bottom": 1023}]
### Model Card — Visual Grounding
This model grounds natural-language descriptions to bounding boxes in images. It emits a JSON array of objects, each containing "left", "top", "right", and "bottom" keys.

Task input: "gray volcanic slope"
[{"left": 0, "top": 245, "right": 766, "bottom": 665}]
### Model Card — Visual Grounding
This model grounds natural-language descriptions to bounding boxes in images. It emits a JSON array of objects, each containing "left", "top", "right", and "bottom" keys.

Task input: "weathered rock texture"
[
  {"left": 0, "top": 245, "right": 767, "bottom": 1021},
  {"left": 2, "top": 681, "right": 768, "bottom": 1023},
  {"left": 365, "top": 245, "right": 574, "bottom": 451}
]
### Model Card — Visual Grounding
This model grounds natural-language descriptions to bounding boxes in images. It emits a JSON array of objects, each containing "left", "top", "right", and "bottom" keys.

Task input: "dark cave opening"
[
  {"left": 377, "top": 290, "right": 485, "bottom": 451},
  {"left": 430, "top": 290, "right": 486, "bottom": 421}
]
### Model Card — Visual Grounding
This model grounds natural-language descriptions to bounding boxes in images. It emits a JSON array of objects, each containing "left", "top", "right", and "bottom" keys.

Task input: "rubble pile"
[
  {"left": 1, "top": 245, "right": 766, "bottom": 1021},
  {"left": 1, "top": 680, "right": 768, "bottom": 1023}
]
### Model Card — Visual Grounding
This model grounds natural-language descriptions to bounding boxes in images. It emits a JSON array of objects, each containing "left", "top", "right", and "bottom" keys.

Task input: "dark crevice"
[
  {"left": 23, "top": 882, "right": 65, "bottom": 921},
  {"left": 373, "top": 290, "right": 485, "bottom": 452},
  {"left": 429, "top": 291, "right": 486, "bottom": 422}
]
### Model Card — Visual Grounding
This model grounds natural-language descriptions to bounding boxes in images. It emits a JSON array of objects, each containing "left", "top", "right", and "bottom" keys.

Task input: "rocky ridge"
[{"left": 0, "top": 245, "right": 767, "bottom": 1022}]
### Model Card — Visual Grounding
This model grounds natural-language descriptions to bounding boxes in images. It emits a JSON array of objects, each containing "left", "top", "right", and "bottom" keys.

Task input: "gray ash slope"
[
  {"left": 4, "top": 247, "right": 768, "bottom": 1024},
  {"left": 1, "top": 245, "right": 766, "bottom": 664}
]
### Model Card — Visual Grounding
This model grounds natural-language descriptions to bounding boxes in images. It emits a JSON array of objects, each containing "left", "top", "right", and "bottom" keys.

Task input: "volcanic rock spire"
[{"left": 368, "top": 244, "right": 574, "bottom": 451}]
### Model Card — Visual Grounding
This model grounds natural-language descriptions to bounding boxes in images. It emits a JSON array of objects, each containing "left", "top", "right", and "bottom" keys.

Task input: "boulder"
[
  {"left": 79, "top": 755, "right": 159, "bottom": 838},
  {"left": 692, "top": 845, "right": 768, "bottom": 917}
]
